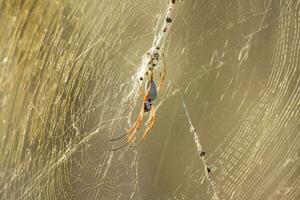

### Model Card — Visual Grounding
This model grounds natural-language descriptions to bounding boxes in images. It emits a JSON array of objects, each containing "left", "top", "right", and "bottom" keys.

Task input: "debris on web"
[
  {"left": 182, "top": 98, "right": 220, "bottom": 200},
  {"left": 125, "top": 0, "right": 181, "bottom": 105}
]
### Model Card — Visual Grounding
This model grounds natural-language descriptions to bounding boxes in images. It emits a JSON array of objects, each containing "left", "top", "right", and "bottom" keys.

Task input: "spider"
[{"left": 109, "top": 53, "right": 167, "bottom": 151}]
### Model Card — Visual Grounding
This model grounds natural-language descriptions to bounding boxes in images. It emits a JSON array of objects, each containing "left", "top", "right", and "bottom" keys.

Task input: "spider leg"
[
  {"left": 129, "top": 139, "right": 142, "bottom": 148},
  {"left": 109, "top": 72, "right": 155, "bottom": 151},
  {"left": 127, "top": 103, "right": 144, "bottom": 134},
  {"left": 157, "top": 53, "right": 167, "bottom": 91},
  {"left": 141, "top": 106, "right": 156, "bottom": 141},
  {"left": 130, "top": 105, "right": 156, "bottom": 149},
  {"left": 108, "top": 141, "right": 131, "bottom": 151},
  {"left": 109, "top": 132, "right": 128, "bottom": 141},
  {"left": 109, "top": 133, "right": 136, "bottom": 151},
  {"left": 109, "top": 100, "right": 144, "bottom": 148},
  {"left": 129, "top": 106, "right": 156, "bottom": 148},
  {"left": 125, "top": 92, "right": 152, "bottom": 145},
  {"left": 109, "top": 106, "right": 143, "bottom": 142}
]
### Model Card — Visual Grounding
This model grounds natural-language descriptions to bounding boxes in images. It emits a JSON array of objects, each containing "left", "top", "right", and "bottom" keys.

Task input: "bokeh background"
[{"left": 0, "top": 0, "right": 299, "bottom": 199}]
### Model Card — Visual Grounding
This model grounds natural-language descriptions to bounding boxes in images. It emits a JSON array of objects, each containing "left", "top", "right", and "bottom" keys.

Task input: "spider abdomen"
[{"left": 147, "top": 81, "right": 157, "bottom": 101}]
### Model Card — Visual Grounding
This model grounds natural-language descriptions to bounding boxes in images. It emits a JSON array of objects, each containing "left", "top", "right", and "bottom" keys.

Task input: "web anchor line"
[{"left": 182, "top": 98, "right": 219, "bottom": 200}]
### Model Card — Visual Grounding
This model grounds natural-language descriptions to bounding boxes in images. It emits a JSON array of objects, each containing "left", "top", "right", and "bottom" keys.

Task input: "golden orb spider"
[{"left": 109, "top": 54, "right": 167, "bottom": 151}]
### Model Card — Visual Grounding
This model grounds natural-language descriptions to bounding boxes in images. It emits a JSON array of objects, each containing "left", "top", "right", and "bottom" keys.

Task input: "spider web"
[{"left": 0, "top": 0, "right": 300, "bottom": 200}]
